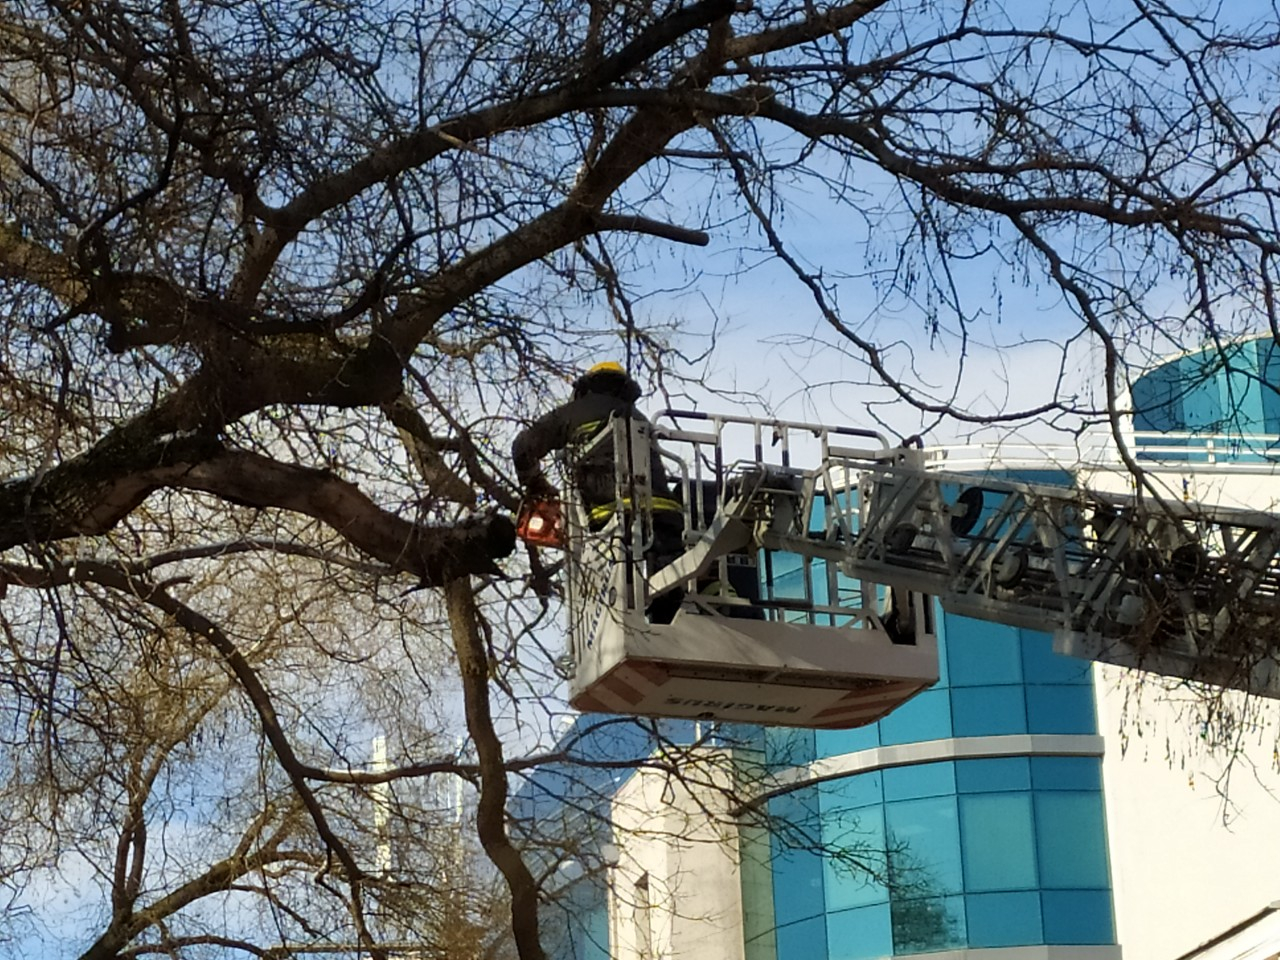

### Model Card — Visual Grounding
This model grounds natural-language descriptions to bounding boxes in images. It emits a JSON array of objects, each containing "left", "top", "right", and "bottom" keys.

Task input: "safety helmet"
[{"left": 573, "top": 360, "right": 640, "bottom": 401}]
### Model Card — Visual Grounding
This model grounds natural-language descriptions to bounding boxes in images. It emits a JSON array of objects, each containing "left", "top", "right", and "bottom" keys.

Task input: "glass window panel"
[
  {"left": 966, "top": 891, "right": 1043, "bottom": 947},
  {"left": 1031, "top": 757, "right": 1103, "bottom": 792},
  {"left": 880, "top": 689, "right": 952, "bottom": 746},
  {"left": 769, "top": 784, "right": 820, "bottom": 825},
  {"left": 951, "top": 685, "right": 1027, "bottom": 737},
  {"left": 769, "top": 787, "right": 826, "bottom": 925},
  {"left": 956, "top": 758, "right": 1031, "bottom": 794},
  {"left": 744, "top": 930, "right": 778, "bottom": 960},
  {"left": 1132, "top": 363, "right": 1181, "bottom": 431},
  {"left": 817, "top": 723, "right": 880, "bottom": 759},
  {"left": 820, "top": 772, "right": 884, "bottom": 814},
  {"left": 766, "top": 728, "right": 816, "bottom": 768},
  {"left": 1035, "top": 792, "right": 1109, "bottom": 889},
  {"left": 946, "top": 618, "right": 1023, "bottom": 686},
  {"left": 827, "top": 904, "right": 892, "bottom": 960},
  {"left": 884, "top": 762, "right": 955, "bottom": 802},
  {"left": 741, "top": 823, "right": 779, "bottom": 947},
  {"left": 823, "top": 803, "right": 890, "bottom": 911},
  {"left": 1262, "top": 340, "right": 1280, "bottom": 434},
  {"left": 545, "top": 892, "right": 611, "bottom": 960},
  {"left": 582, "top": 903, "right": 610, "bottom": 960},
  {"left": 891, "top": 894, "right": 966, "bottom": 955},
  {"left": 1026, "top": 684, "right": 1097, "bottom": 734},
  {"left": 809, "top": 559, "right": 833, "bottom": 607},
  {"left": 771, "top": 853, "right": 826, "bottom": 928},
  {"left": 959, "top": 794, "right": 1037, "bottom": 891},
  {"left": 1177, "top": 352, "right": 1225, "bottom": 430},
  {"left": 1022, "top": 630, "right": 1092, "bottom": 684},
  {"left": 1041, "top": 890, "right": 1116, "bottom": 944},
  {"left": 769, "top": 554, "right": 807, "bottom": 597},
  {"left": 885, "top": 797, "right": 962, "bottom": 897},
  {"left": 776, "top": 915, "right": 829, "bottom": 960}
]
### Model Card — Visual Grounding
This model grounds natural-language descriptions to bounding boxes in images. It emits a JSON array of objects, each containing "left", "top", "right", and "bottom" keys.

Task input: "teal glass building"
[
  {"left": 739, "top": 461, "right": 1113, "bottom": 957},
  {"left": 1131, "top": 336, "right": 1280, "bottom": 439},
  {"left": 523, "top": 599, "right": 1115, "bottom": 960},
  {"left": 755, "top": 611, "right": 1111, "bottom": 959}
]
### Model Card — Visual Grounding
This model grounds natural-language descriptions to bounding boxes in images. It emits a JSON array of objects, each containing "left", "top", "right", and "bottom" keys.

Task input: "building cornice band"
[{"left": 752, "top": 734, "right": 1106, "bottom": 806}]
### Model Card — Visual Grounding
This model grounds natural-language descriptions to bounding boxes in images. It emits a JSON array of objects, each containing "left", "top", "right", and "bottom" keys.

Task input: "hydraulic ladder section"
[
  {"left": 564, "top": 413, "right": 939, "bottom": 729},
  {"left": 850, "top": 458, "right": 1280, "bottom": 697}
]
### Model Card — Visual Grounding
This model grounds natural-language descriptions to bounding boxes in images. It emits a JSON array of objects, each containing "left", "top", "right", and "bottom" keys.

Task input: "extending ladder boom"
[{"left": 851, "top": 459, "right": 1280, "bottom": 697}]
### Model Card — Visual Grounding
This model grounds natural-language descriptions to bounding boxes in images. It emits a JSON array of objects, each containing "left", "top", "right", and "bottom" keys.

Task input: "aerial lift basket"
[{"left": 562, "top": 413, "right": 939, "bottom": 729}]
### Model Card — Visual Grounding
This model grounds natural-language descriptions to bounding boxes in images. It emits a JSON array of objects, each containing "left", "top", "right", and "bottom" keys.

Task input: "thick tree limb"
[
  {"left": 0, "top": 221, "right": 85, "bottom": 303},
  {"left": 0, "top": 441, "right": 513, "bottom": 584},
  {"left": 132, "top": 539, "right": 392, "bottom": 576},
  {"left": 725, "top": 0, "right": 890, "bottom": 59},
  {"left": 0, "top": 430, "right": 225, "bottom": 546},
  {"left": 175, "top": 451, "right": 514, "bottom": 582},
  {"left": 445, "top": 576, "right": 547, "bottom": 960}
]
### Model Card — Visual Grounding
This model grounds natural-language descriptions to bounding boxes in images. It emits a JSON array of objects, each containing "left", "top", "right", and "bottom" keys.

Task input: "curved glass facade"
[
  {"left": 1131, "top": 336, "right": 1280, "bottom": 460},
  {"left": 753, "top": 473, "right": 1115, "bottom": 960},
  {"left": 757, "top": 620, "right": 1113, "bottom": 958}
]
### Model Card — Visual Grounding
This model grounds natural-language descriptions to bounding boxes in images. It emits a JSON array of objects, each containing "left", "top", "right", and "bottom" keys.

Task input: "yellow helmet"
[{"left": 573, "top": 360, "right": 640, "bottom": 400}]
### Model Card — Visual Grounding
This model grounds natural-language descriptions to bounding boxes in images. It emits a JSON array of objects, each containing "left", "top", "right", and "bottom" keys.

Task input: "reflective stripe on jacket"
[{"left": 587, "top": 496, "right": 683, "bottom": 524}]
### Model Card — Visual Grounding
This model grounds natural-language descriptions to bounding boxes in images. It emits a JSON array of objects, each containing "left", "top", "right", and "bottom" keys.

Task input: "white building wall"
[
  {"left": 1095, "top": 667, "right": 1280, "bottom": 960},
  {"left": 608, "top": 750, "right": 748, "bottom": 960}
]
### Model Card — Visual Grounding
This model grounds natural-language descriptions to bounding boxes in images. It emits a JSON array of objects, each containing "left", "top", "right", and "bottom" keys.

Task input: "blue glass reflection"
[
  {"left": 947, "top": 618, "right": 1023, "bottom": 686},
  {"left": 770, "top": 787, "right": 826, "bottom": 925},
  {"left": 1041, "top": 890, "right": 1115, "bottom": 944},
  {"left": 1031, "top": 756, "right": 1103, "bottom": 791},
  {"left": 820, "top": 771, "right": 884, "bottom": 813},
  {"left": 542, "top": 888, "right": 611, "bottom": 960},
  {"left": 827, "top": 904, "right": 892, "bottom": 960},
  {"left": 1022, "top": 630, "right": 1092, "bottom": 684},
  {"left": 959, "top": 794, "right": 1037, "bottom": 891},
  {"left": 816, "top": 722, "right": 880, "bottom": 759},
  {"left": 766, "top": 727, "right": 816, "bottom": 767},
  {"left": 885, "top": 797, "right": 962, "bottom": 897},
  {"left": 777, "top": 915, "right": 829, "bottom": 960},
  {"left": 966, "top": 891, "right": 1043, "bottom": 947},
  {"left": 955, "top": 757, "right": 1031, "bottom": 793},
  {"left": 951, "top": 685, "right": 1027, "bottom": 736},
  {"left": 881, "top": 689, "right": 952, "bottom": 745},
  {"left": 1026, "top": 684, "right": 1097, "bottom": 734},
  {"left": 884, "top": 762, "right": 955, "bottom": 802},
  {"left": 822, "top": 804, "right": 889, "bottom": 911},
  {"left": 1035, "top": 792, "right": 1109, "bottom": 889},
  {"left": 891, "top": 894, "right": 966, "bottom": 954}
]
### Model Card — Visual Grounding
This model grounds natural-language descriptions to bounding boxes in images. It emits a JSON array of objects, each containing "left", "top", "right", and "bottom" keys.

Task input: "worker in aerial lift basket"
[{"left": 511, "top": 361, "right": 686, "bottom": 622}]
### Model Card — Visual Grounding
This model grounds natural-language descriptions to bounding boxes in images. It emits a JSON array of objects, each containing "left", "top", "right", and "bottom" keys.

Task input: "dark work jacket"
[{"left": 512, "top": 392, "right": 672, "bottom": 509}]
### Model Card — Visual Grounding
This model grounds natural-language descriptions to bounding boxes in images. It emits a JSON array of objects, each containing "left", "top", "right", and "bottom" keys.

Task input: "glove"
[{"left": 524, "top": 475, "right": 558, "bottom": 502}]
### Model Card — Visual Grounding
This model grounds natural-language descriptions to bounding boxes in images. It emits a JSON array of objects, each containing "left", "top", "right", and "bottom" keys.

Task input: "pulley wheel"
[{"left": 951, "top": 487, "right": 985, "bottom": 537}]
